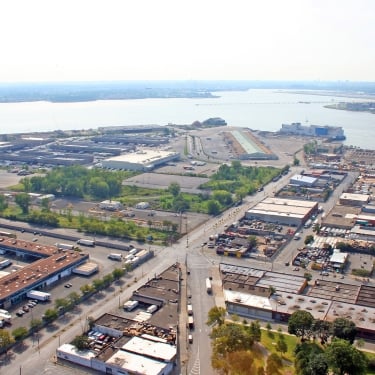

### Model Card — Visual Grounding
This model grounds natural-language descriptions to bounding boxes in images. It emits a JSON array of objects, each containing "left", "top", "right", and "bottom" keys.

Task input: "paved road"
[{"left": 2, "top": 169, "right": 367, "bottom": 375}]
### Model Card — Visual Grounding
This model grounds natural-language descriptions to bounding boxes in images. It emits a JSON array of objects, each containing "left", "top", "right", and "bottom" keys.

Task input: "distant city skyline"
[{"left": 1, "top": 0, "right": 374, "bottom": 83}]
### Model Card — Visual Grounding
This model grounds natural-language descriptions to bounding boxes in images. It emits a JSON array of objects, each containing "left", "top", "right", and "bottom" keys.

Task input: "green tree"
[
  {"left": 276, "top": 337, "right": 288, "bottom": 356},
  {"left": 92, "top": 278, "right": 105, "bottom": 291},
  {"left": 67, "top": 291, "right": 80, "bottom": 306},
  {"left": 247, "top": 320, "right": 261, "bottom": 342},
  {"left": 207, "top": 306, "right": 226, "bottom": 326},
  {"left": 0, "top": 194, "right": 8, "bottom": 211},
  {"left": 40, "top": 197, "right": 50, "bottom": 212},
  {"left": 55, "top": 298, "right": 70, "bottom": 310},
  {"left": 332, "top": 317, "right": 357, "bottom": 344},
  {"left": 43, "top": 308, "right": 58, "bottom": 322},
  {"left": 15, "top": 192, "right": 31, "bottom": 214},
  {"left": 0, "top": 329, "right": 14, "bottom": 350},
  {"left": 71, "top": 335, "right": 90, "bottom": 350},
  {"left": 288, "top": 310, "right": 314, "bottom": 341},
  {"left": 295, "top": 342, "right": 327, "bottom": 375},
  {"left": 303, "top": 272, "right": 312, "bottom": 282},
  {"left": 325, "top": 339, "right": 367, "bottom": 375},
  {"left": 212, "top": 190, "right": 233, "bottom": 205},
  {"left": 80, "top": 284, "right": 94, "bottom": 295},
  {"left": 103, "top": 273, "right": 114, "bottom": 286},
  {"left": 30, "top": 318, "right": 43, "bottom": 332},
  {"left": 309, "top": 354, "right": 329, "bottom": 375},
  {"left": 112, "top": 267, "right": 125, "bottom": 280},
  {"left": 168, "top": 182, "right": 181, "bottom": 197},
  {"left": 12, "top": 326, "right": 28, "bottom": 342},
  {"left": 211, "top": 323, "right": 255, "bottom": 355},
  {"left": 304, "top": 235, "right": 314, "bottom": 245},
  {"left": 207, "top": 199, "right": 221, "bottom": 215},
  {"left": 312, "top": 319, "right": 331, "bottom": 345}
]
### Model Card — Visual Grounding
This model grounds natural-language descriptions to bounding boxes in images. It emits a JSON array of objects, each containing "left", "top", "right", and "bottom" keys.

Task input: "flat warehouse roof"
[
  {"left": 262, "top": 197, "right": 317, "bottom": 208},
  {"left": 340, "top": 193, "right": 370, "bottom": 202},
  {"left": 104, "top": 150, "right": 178, "bottom": 164},
  {"left": 250, "top": 203, "right": 310, "bottom": 216},
  {"left": 106, "top": 349, "right": 168, "bottom": 375},
  {"left": 122, "top": 336, "right": 176, "bottom": 361}
]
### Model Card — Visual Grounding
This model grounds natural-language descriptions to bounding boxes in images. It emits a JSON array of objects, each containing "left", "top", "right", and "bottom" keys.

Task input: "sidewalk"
[{"left": 178, "top": 262, "right": 189, "bottom": 375}]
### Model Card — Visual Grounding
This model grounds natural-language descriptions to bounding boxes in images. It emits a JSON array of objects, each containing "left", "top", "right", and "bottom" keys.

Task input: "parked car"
[
  {"left": 22, "top": 305, "right": 29, "bottom": 312},
  {"left": 16, "top": 310, "right": 25, "bottom": 317},
  {"left": 64, "top": 283, "right": 72, "bottom": 288}
]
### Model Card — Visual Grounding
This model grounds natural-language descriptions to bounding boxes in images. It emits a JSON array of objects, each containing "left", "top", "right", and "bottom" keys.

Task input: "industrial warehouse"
[
  {"left": 0, "top": 236, "right": 90, "bottom": 308},
  {"left": 56, "top": 264, "right": 180, "bottom": 375},
  {"left": 100, "top": 149, "right": 180, "bottom": 171},
  {"left": 245, "top": 197, "right": 318, "bottom": 226},
  {"left": 221, "top": 263, "right": 375, "bottom": 339}
]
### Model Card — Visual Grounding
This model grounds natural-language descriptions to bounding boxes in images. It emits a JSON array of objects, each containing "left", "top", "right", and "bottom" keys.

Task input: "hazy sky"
[{"left": 1, "top": 0, "right": 374, "bottom": 82}]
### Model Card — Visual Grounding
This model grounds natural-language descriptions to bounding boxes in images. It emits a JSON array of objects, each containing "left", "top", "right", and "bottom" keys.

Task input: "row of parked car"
[{"left": 16, "top": 299, "right": 38, "bottom": 316}]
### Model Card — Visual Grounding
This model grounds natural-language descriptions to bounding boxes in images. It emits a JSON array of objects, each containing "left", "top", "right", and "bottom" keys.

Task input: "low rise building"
[
  {"left": 245, "top": 197, "right": 317, "bottom": 227},
  {"left": 101, "top": 149, "right": 180, "bottom": 171},
  {"left": 290, "top": 174, "right": 317, "bottom": 187},
  {"left": 339, "top": 193, "right": 370, "bottom": 206}
]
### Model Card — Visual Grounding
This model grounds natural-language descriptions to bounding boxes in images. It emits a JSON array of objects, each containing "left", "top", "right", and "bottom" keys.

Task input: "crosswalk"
[{"left": 189, "top": 347, "right": 201, "bottom": 375}]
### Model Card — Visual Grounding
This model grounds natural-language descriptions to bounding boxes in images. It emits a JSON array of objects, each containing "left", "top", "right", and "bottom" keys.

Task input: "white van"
[{"left": 294, "top": 232, "right": 301, "bottom": 240}]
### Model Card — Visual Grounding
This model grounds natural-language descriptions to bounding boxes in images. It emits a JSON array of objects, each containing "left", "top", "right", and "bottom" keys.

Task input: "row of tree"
[
  {"left": 0, "top": 267, "right": 128, "bottom": 353},
  {"left": 206, "top": 307, "right": 370, "bottom": 375},
  {"left": 24, "top": 165, "right": 127, "bottom": 199}
]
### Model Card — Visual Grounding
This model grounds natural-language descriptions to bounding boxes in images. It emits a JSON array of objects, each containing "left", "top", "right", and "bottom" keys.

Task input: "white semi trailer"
[{"left": 26, "top": 290, "right": 51, "bottom": 301}]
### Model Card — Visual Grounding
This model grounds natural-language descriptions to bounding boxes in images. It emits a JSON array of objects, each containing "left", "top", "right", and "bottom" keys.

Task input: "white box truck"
[
  {"left": 123, "top": 300, "right": 139, "bottom": 311},
  {"left": 108, "top": 253, "right": 122, "bottom": 261},
  {"left": 55, "top": 243, "right": 74, "bottom": 250},
  {"left": 146, "top": 305, "right": 158, "bottom": 314},
  {"left": 26, "top": 290, "right": 51, "bottom": 301},
  {"left": 0, "top": 313, "right": 11, "bottom": 324},
  {"left": 0, "top": 309, "right": 11, "bottom": 323},
  {"left": 206, "top": 278, "right": 212, "bottom": 294},
  {"left": 187, "top": 304, "right": 193, "bottom": 315},
  {"left": 77, "top": 239, "right": 95, "bottom": 247}
]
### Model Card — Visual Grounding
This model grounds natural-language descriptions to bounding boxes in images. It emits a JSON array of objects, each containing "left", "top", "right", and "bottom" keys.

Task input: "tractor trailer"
[
  {"left": 77, "top": 239, "right": 95, "bottom": 247},
  {"left": 26, "top": 290, "right": 51, "bottom": 301}
]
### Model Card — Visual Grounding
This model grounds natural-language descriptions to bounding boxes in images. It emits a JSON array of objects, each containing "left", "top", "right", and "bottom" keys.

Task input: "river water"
[{"left": 0, "top": 89, "right": 374, "bottom": 149}]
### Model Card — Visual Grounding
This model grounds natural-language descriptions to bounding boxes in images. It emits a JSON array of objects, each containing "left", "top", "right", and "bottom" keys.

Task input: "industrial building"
[
  {"left": 0, "top": 236, "right": 89, "bottom": 308},
  {"left": 279, "top": 123, "right": 346, "bottom": 140},
  {"left": 101, "top": 149, "right": 180, "bottom": 171},
  {"left": 56, "top": 263, "right": 180, "bottom": 374},
  {"left": 339, "top": 192, "right": 370, "bottom": 206},
  {"left": 221, "top": 264, "right": 375, "bottom": 339},
  {"left": 290, "top": 174, "right": 317, "bottom": 187},
  {"left": 245, "top": 197, "right": 318, "bottom": 226}
]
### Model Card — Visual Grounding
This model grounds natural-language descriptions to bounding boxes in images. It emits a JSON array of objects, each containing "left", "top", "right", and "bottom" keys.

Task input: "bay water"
[{"left": 0, "top": 89, "right": 374, "bottom": 149}]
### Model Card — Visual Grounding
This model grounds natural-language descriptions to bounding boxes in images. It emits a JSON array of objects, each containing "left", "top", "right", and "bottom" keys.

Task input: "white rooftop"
[
  {"left": 329, "top": 250, "right": 348, "bottom": 264},
  {"left": 290, "top": 174, "right": 317, "bottom": 184},
  {"left": 122, "top": 336, "right": 176, "bottom": 362},
  {"left": 57, "top": 344, "right": 95, "bottom": 360},
  {"left": 340, "top": 193, "right": 370, "bottom": 202},
  {"left": 106, "top": 349, "right": 168, "bottom": 375},
  {"left": 224, "top": 290, "right": 272, "bottom": 310},
  {"left": 104, "top": 149, "right": 178, "bottom": 165}
]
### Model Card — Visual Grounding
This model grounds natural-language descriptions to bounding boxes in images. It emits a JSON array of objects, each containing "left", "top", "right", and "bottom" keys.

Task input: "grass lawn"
[{"left": 260, "top": 328, "right": 298, "bottom": 374}]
